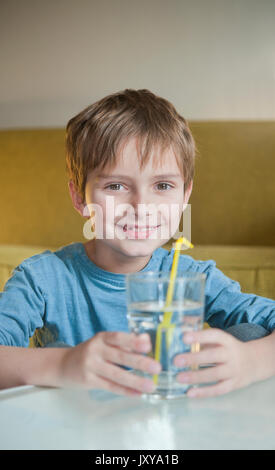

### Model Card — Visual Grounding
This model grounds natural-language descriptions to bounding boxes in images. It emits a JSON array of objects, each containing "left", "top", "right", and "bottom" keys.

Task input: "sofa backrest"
[{"left": 1, "top": 122, "right": 275, "bottom": 247}]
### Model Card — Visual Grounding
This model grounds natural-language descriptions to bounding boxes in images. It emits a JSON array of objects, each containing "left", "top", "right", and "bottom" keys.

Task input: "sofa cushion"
[
  {"left": 164, "top": 243, "right": 275, "bottom": 300},
  {"left": 1, "top": 243, "right": 274, "bottom": 348},
  {"left": 1, "top": 244, "right": 274, "bottom": 299}
]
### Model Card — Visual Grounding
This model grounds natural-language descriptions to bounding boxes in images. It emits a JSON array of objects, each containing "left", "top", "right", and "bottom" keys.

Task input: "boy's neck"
[{"left": 83, "top": 240, "right": 153, "bottom": 274}]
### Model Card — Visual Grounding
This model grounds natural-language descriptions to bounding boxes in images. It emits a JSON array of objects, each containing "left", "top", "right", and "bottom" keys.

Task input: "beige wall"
[{"left": 1, "top": 0, "right": 275, "bottom": 128}]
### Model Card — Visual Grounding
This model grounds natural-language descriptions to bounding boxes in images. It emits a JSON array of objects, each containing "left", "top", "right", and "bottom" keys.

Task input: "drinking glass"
[{"left": 126, "top": 271, "right": 206, "bottom": 400}]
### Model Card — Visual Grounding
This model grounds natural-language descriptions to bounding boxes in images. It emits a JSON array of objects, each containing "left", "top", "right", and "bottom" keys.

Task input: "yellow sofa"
[
  {"left": 0, "top": 123, "right": 275, "bottom": 347},
  {"left": 1, "top": 123, "right": 275, "bottom": 248},
  {"left": 1, "top": 244, "right": 275, "bottom": 300}
]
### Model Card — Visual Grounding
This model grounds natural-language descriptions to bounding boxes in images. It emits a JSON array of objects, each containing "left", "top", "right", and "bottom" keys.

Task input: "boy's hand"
[
  {"left": 174, "top": 328, "right": 258, "bottom": 398},
  {"left": 59, "top": 332, "right": 161, "bottom": 396}
]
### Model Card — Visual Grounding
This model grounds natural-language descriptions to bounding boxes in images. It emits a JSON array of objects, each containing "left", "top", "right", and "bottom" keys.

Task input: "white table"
[{"left": 1, "top": 377, "right": 275, "bottom": 450}]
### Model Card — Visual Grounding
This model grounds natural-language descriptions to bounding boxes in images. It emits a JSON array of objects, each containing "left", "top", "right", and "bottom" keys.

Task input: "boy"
[{"left": 0, "top": 89, "right": 274, "bottom": 398}]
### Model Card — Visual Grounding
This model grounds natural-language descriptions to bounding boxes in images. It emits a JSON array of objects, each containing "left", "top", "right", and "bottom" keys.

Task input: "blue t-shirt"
[{"left": 0, "top": 242, "right": 274, "bottom": 347}]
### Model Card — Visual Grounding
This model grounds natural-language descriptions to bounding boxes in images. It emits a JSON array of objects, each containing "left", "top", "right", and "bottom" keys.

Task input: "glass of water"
[{"left": 126, "top": 271, "right": 206, "bottom": 400}]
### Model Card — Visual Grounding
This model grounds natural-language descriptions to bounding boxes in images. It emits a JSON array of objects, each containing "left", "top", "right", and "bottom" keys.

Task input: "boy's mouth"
[{"left": 118, "top": 224, "right": 161, "bottom": 239}]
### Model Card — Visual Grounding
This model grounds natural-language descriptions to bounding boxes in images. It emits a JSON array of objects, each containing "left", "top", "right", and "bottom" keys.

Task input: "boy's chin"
[{"left": 111, "top": 237, "right": 167, "bottom": 258}]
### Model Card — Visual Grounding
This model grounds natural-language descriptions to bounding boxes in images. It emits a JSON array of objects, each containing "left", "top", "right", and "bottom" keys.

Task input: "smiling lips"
[{"left": 119, "top": 224, "right": 161, "bottom": 239}]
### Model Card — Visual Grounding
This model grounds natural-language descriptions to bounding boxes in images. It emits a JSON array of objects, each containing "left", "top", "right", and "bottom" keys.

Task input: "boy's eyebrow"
[
  {"left": 98, "top": 174, "right": 133, "bottom": 180},
  {"left": 98, "top": 173, "right": 182, "bottom": 180},
  {"left": 151, "top": 174, "right": 182, "bottom": 179}
]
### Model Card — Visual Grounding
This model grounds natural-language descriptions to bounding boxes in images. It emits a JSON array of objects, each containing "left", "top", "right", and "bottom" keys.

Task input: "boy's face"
[{"left": 71, "top": 137, "right": 192, "bottom": 260}]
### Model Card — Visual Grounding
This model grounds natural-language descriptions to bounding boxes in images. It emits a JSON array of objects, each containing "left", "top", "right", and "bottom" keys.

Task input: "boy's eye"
[
  {"left": 106, "top": 183, "right": 125, "bottom": 191},
  {"left": 156, "top": 182, "right": 173, "bottom": 191}
]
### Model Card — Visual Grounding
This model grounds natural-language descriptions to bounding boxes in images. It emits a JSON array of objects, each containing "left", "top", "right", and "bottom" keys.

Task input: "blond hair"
[{"left": 66, "top": 89, "right": 196, "bottom": 202}]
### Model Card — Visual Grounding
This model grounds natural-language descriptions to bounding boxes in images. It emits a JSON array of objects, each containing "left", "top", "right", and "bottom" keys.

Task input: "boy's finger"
[
  {"left": 102, "top": 344, "right": 161, "bottom": 375},
  {"left": 95, "top": 361, "right": 156, "bottom": 394},
  {"left": 186, "top": 378, "right": 234, "bottom": 398},
  {"left": 174, "top": 345, "right": 226, "bottom": 368},
  {"left": 103, "top": 331, "right": 151, "bottom": 353},
  {"left": 89, "top": 374, "right": 142, "bottom": 397},
  {"left": 200, "top": 343, "right": 220, "bottom": 351},
  {"left": 184, "top": 328, "right": 234, "bottom": 346},
  {"left": 177, "top": 364, "right": 228, "bottom": 385}
]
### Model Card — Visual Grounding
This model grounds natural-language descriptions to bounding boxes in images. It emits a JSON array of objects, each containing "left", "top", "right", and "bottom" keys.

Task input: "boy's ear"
[
  {"left": 68, "top": 180, "right": 88, "bottom": 218},
  {"left": 184, "top": 180, "right": 193, "bottom": 204}
]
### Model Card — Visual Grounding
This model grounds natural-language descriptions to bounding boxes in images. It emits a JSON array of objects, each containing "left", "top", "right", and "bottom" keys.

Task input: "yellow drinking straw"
[{"left": 153, "top": 236, "right": 195, "bottom": 385}]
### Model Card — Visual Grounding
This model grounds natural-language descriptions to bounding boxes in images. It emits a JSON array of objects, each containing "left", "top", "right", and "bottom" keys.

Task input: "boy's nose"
[
  {"left": 130, "top": 189, "right": 151, "bottom": 209},
  {"left": 129, "top": 194, "right": 158, "bottom": 224},
  {"left": 130, "top": 195, "right": 151, "bottom": 218}
]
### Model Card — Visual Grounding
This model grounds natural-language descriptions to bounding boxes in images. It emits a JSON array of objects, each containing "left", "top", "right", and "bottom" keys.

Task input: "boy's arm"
[
  {"left": 171, "top": 259, "right": 275, "bottom": 397},
  {"left": 0, "top": 261, "right": 58, "bottom": 389},
  {"left": 0, "top": 333, "right": 162, "bottom": 395},
  {"left": 0, "top": 345, "right": 68, "bottom": 389},
  {"left": 0, "top": 262, "right": 45, "bottom": 347},
  {"left": 199, "top": 260, "right": 275, "bottom": 331},
  {"left": 0, "top": 261, "right": 162, "bottom": 395},
  {"left": 174, "top": 325, "right": 275, "bottom": 398},
  {"left": 247, "top": 329, "right": 275, "bottom": 382}
]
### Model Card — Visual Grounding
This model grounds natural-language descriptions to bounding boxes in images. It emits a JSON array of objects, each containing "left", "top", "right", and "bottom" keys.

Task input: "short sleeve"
[
  {"left": 0, "top": 262, "right": 45, "bottom": 346},
  {"left": 196, "top": 259, "right": 275, "bottom": 332}
]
